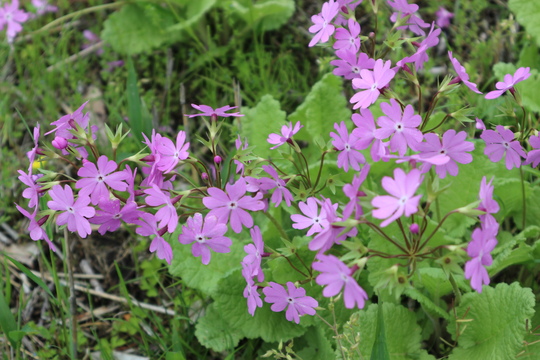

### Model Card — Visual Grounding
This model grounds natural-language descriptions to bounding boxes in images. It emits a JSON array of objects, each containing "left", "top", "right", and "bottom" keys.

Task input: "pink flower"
[
  {"left": 485, "top": 67, "right": 531, "bottom": 99},
  {"left": 330, "top": 121, "right": 366, "bottom": 172},
  {"left": 143, "top": 184, "right": 179, "bottom": 233},
  {"left": 480, "top": 125, "right": 526, "bottom": 170},
  {"left": 76, "top": 155, "right": 129, "bottom": 205},
  {"left": 477, "top": 176, "right": 499, "bottom": 225},
  {"left": 312, "top": 254, "right": 368, "bottom": 309},
  {"left": 258, "top": 165, "right": 294, "bottom": 207},
  {"left": 525, "top": 134, "right": 540, "bottom": 168},
  {"left": 350, "top": 59, "right": 395, "bottom": 109},
  {"left": 351, "top": 109, "right": 388, "bottom": 162},
  {"left": 234, "top": 135, "right": 249, "bottom": 174},
  {"left": 16, "top": 204, "right": 57, "bottom": 251},
  {"left": 475, "top": 117, "right": 486, "bottom": 130},
  {"left": 186, "top": 104, "right": 244, "bottom": 118},
  {"left": 435, "top": 7, "right": 454, "bottom": 28},
  {"left": 291, "top": 197, "right": 329, "bottom": 236},
  {"left": 202, "top": 178, "right": 265, "bottom": 233},
  {"left": 90, "top": 198, "right": 143, "bottom": 235},
  {"left": 374, "top": 99, "right": 423, "bottom": 156},
  {"left": 18, "top": 170, "right": 41, "bottom": 209},
  {"left": 263, "top": 282, "right": 318, "bottom": 324},
  {"left": 371, "top": 168, "right": 423, "bottom": 227},
  {"left": 388, "top": 0, "right": 429, "bottom": 36},
  {"left": 308, "top": 0, "right": 340, "bottom": 47},
  {"left": 82, "top": 30, "right": 103, "bottom": 55},
  {"left": 309, "top": 199, "right": 356, "bottom": 252},
  {"left": 32, "top": 0, "right": 57, "bottom": 15},
  {"left": 179, "top": 213, "right": 232, "bottom": 265},
  {"left": 156, "top": 131, "right": 190, "bottom": 173},
  {"left": 417, "top": 129, "right": 474, "bottom": 178},
  {"left": 0, "top": 0, "right": 29, "bottom": 43},
  {"left": 333, "top": 18, "right": 361, "bottom": 52},
  {"left": 26, "top": 125, "right": 41, "bottom": 173},
  {"left": 343, "top": 164, "right": 370, "bottom": 218},
  {"left": 448, "top": 52, "right": 482, "bottom": 94},
  {"left": 47, "top": 185, "right": 95, "bottom": 238},
  {"left": 411, "top": 23, "right": 441, "bottom": 71},
  {"left": 331, "top": 50, "right": 375, "bottom": 80},
  {"left": 242, "top": 265, "right": 263, "bottom": 316},
  {"left": 465, "top": 223, "right": 498, "bottom": 293},
  {"left": 243, "top": 226, "right": 265, "bottom": 282},
  {"left": 135, "top": 213, "right": 173, "bottom": 264},
  {"left": 267, "top": 121, "right": 303, "bottom": 149}
]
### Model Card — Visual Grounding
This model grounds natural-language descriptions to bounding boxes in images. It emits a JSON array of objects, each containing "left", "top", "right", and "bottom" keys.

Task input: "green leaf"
[
  {"left": 295, "top": 326, "right": 335, "bottom": 360},
  {"left": 126, "top": 58, "right": 152, "bottom": 144},
  {"left": 509, "top": 0, "right": 540, "bottom": 47},
  {"left": 102, "top": 4, "right": 176, "bottom": 55},
  {"left": 223, "top": 0, "right": 295, "bottom": 32},
  {"left": 404, "top": 288, "right": 451, "bottom": 321},
  {"left": 168, "top": 234, "right": 245, "bottom": 297},
  {"left": 288, "top": 73, "right": 351, "bottom": 144},
  {"left": 448, "top": 282, "right": 535, "bottom": 360},
  {"left": 339, "top": 303, "right": 427, "bottom": 360},
  {"left": 0, "top": 290, "right": 17, "bottom": 348},
  {"left": 166, "top": 0, "right": 216, "bottom": 32},
  {"left": 3, "top": 254, "right": 57, "bottom": 302},
  {"left": 194, "top": 303, "right": 244, "bottom": 352},
  {"left": 371, "top": 303, "right": 390, "bottom": 360},
  {"left": 240, "top": 94, "right": 286, "bottom": 160}
]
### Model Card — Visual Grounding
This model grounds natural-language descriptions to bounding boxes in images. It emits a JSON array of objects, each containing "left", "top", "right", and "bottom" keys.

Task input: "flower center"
[
  {"left": 228, "top": 201, "right": 238, "bottom": 209},
  {"left": 196, "top": 235, "right": 206, "bottom": 243},
  {"left": 344, "top": 143, "right": 351, "bottom": 151},
  {"left": 395, "top": 123, "right": 403, "bottom": 132},
  {"left": 286, "top": 297, "right": 294, "bottom": 304},
  {"left": 399, "top": 196, "right": 408, "bottom": 205},
  {"left": 67, "top": 206, "right": 74, "bottom": 213},
  {"left": 352, "top": 66, "right": 360, "bottom": 73},
  {"left": 113, "top": 213, "right": 122, "bottom": 220},
  {"left": 370, "top": 82, "right": 379, "bottom": 91},
  {"left": 503, "top": 142, "right": 509, "bottom": 148}
]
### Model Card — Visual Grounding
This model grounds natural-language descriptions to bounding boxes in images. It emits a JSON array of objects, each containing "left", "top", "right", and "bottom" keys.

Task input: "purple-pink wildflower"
[
  {"left": 308, "top": 0, "right": 340, "bottom": 47},
  {"left": 203, "top": 178, "right": 265, "bottom": 233},
  {"left": 179, "top": 213, "right": 232, "bottom": 265},
  {"left": 258, "top": 165, "right": 294, "bottom": 207},
  {"left": 374, "top": 99, "right": 423, "bottom": 156},
  {"left": 480, "top": 125, "right": 526, "bottom": 170},
  {"left": 371, "top": 168, "right": 423, "bottom": 227},
  {"left": 525, "top": 134, "right": 540, "bottom": 168},
  {"left": 82, "top": 30, "right": 104, "bottom": 55},
  {"left": 267, "top": 122, "right": 303, "bottom": 149},
  {"left": 242, "top": 264, "right": 263, "bottom": 316},
  {"left": 388, "top": 0, "right": 429, "bottom": 36},
  {"left": 18, "top": 170, "right": 41, "bottom": 209},
  {"left": 351, "top": 109, "right": 388, "bottom": 162},
  {"left": 32, "top": 0, "right": 57, "bottom": 15},
  {"left": 263, "top": 282, "right": 318, "bottom": 324},
  {"left": 26, "top": 125, "right": 41, "bottom": 173},
  {"left": 90, "top": 198, "right": 143, "bottom": 235},
  {"left": 475, "top": 117, "right": 486, "bottom": 130},
  {"left": 16, "top": 204, "right": 57, "bottom": 251},
  {"left": 333, "top": 18, "right": 361, "bottom": 52},
  {"left": 417, "top": 129, "right": 474, "bottom": 178},
  {"left": 143, "top": 184, "right": 179, "bottom": 233},
  {"left": 312, "top": 254, "right": 368, "bottom": 309},
  {"left": 76, "top": 155, "right": 129, "bottom": 205},
  {"left": 411, "top": 23, "right": 441, "bottom": 70},
  {"left": 156, "top": 131, "right": 190, "bottom": 173},
  {"left": 243, "top": 226, "right": 265, "bottom": 282},
  {"left": 331, "top": 50, "right": 375, "bottom": 80},
  {"left": 291, "top": 197, "right": 329, "bottom": 236},
  {"left": 135, "top": 213, "right": 173, "bottom": 264},
  {"left": 46, "top": 101, "right": 91, "bottom": 139},
  {"left": 485, "top": 67, "right": 531, "bottom": 99},
  {"left": 0, "top": 0, "right": 29, "bottom": 43},
  {"left": 330, "top": 121, "right": 366, "bottom": 172},
  {"left": 350, "top": 59, "right": 395, "bottom": 109},
  {"left": 435, "top": 7, "right": 454, "bottom": 28},
  {"left": 186, "top": 104, "right": 244, "bottom": 118},
  {"left": 477, "top": 176, "right": 499, "bottom": 225},
  {"left": 465, "top": 223, "right": 498, "bottom": 293},
  {"left": 309, "top": 199, "right": 355, "bottom": 252},
  {"left": 47, "top": 185, "right": 95, "bottom": 238},
  {"left": 448, "top": 52, "right": 482, "bottom": 94},
  {"left": 343, "top": 164, "right": 370, "bottom": 218}
]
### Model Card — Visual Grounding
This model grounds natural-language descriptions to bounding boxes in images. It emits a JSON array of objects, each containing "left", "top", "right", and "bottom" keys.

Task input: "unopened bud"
[
  {"left": 201, "top": 172, "right": 209, "bottom": 180},
  {"left": 409, "top": 223, "right": 419, "bottom": 234},
  {"left": 369, "top": 32, "right": 375, "bottom": 38},
  {"left": 52, "top": 136, "right": 68, "bottom": 150},
  {"left": 214, "top": 155, "right": 222, "bottom": 164}
]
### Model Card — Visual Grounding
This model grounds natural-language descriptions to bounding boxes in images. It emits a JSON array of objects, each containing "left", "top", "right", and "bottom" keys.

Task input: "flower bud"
[
  {"left": 409, "top": 223, "right": 419, "bottom": 234},
  {"left": 201, "top": 172, "right": 209, "bottom": 180},
  {"left": 52, "top": 136, "right": 68, "bottom": 150},
  {"left": 214, "top": 155, "right": 222, "bottom": 164}
]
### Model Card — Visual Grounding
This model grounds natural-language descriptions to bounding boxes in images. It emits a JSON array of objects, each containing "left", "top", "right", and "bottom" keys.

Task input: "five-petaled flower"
[
  {"left": 480, "top": 125, "right": 526, "bottom": 170},
  {"left": 485, "top": 67, "right": 531, "bottom": 99},
  {"left": 308, "top": 0, "right": 340, "bottom": 47},
  {"left": 263, "top": 282, "right": 318, "bottom": 324},
  {"left": 47, "top": 184, "right": 95, "bottom": 238},
  {"left": 267, "top": 122, "right": 303, "bottom": 149},
  {"left": 186, "top": 104, "right": 244, "bottom": 119},
  {"left": 350, "top": 59, "right": 395, "bottom": 109}
]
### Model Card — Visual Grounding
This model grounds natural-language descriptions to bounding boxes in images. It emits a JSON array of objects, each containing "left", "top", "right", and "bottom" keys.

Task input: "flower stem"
[
  {"left": 448, "top": 272, "right": 462, "bottom": 305},
  {"left": 263, "top": 211, "right": 290, "bottom": 242},
  {"left": 520, "top": 167, "right": 527, "bottom": 229}
]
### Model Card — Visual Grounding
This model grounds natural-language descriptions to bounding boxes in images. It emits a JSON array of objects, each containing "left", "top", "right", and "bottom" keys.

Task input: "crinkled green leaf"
[
  {"left": 240, "top": 94, "right": 286, "bottom": 160},
  {"left": 404, "top": 288, "right": 451, "bottom": 321},
  {"left": 223, "top": 0, "right": 295, "bottom": 32},
  {"left": 102, "top": 4, "right": 176, "bottom": 55},
  {"left": 448, "top": 282, "right": 535, "bottom": 360},
  {"left": 194, "top": 303, "right": 243, "bottom": 352},
  {"left": 166, "top": 0, "right": 216, "bottom": 32},
  {"left": 518, "top": 301, "right": 540, "bottom": 360},
  {"left": 288, "top": 73, "right": 351, "bottom": 144},
  {"left": 339, "top": 303, "right": 426, "bottom": 360},
  {"left": 509, "top": 0, "right": 540, "bottom": 47},
  {"left": 168, "top": 234, "right": 245, "bottom": 297}
]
